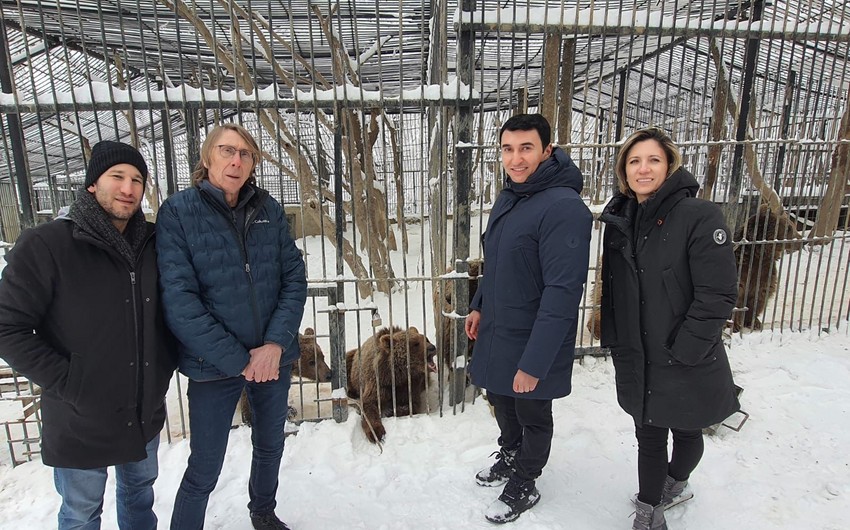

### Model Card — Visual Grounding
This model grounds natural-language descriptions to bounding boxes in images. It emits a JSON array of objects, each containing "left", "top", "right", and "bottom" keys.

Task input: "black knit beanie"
[{"left": 84, "top": 141, "right": 148, "bottom": 188}]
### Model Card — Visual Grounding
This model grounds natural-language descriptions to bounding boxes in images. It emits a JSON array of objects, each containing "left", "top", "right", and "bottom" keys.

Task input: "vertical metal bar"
[
  {"left": 557, "top": 38, "right": 575, "bottom": 149},
  {"left": 327, "top": 285, "right": 347, "bottom": 422},
  {"left": 726, "top": 0, "right": 764, "bottom": 229},
  {"left": 774, "top": 69, "right": 796, "bottom": 193},
  {"left": 184, "top": 108, "right": 200, "bottom": 176},
  {"left": 615, "top": 70, "right": 627, "bottom": 141},
  {"left": 333, "top": 104, "right": 345, "bottom": 298},
  {"left": 161, "top": 110, "right": 178, "bottom": 196},
  {"left": 0, "top": 22, "right": 35, "bottom": 230},
  {"left": 449, "top": 0, "right": 476, "bottom": 408}
]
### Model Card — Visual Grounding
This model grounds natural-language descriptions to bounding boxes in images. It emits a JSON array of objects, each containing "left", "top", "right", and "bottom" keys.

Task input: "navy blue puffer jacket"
[
  {"left": 468, "top": 147, "right": 592, "bottom": 399},
  {"left": 156, "top": 181, "right": 307, "bottom": 381}
]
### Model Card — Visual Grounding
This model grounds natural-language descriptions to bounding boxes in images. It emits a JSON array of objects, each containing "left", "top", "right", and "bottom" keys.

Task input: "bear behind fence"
[
  {"left": 732, "top": 204, "right": 802, "bottom": 331},
  {"left": 346, "top": 326, "right": 437, "bottom": 443}
]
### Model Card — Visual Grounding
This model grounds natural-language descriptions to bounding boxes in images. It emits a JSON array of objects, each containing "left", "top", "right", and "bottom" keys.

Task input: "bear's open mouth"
[{"left": 428, "top": 358, "right": 438, "bottom": 373}]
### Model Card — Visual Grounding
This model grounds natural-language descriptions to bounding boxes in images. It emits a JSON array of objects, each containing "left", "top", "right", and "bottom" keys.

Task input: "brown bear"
[
  {"left": 732, "top": 204, "right": 802, "bottom": 331},
  {"left": 435, "top": 259, "right": 483, "bottom": 369},
  {"left": 345, "top": 326, "right": 437, "bottom": 443},
  {"left": 240, "top": 328, "right": 331, "bottom": 425}
]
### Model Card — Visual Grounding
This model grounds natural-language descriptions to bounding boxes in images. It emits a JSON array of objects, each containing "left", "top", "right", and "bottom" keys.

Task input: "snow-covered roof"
[{"left": 1, "top": 0, "right": 848, "bottom": 183}]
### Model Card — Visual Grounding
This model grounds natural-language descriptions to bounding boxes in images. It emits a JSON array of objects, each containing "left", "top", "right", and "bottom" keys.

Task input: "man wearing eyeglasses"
[{"left": 156, "top": 123, "right": 307, "bottom": 530}]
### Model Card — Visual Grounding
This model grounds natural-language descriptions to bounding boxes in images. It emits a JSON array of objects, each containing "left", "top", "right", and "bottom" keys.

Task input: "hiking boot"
[
  {"left": 632, "top": 499, "right": 667, "bottom": 530},
  {"left": 475, "top": 446, "right": 518, "bottom": 487},
  {"left": 485, "top": 475, "right": 541, "bottom": 524},
  {"left": 250, "top": 512, "right": 291, "bottom": 530},
  {"left": 660, "top": 475, "right": 692, "bottom": 507}
]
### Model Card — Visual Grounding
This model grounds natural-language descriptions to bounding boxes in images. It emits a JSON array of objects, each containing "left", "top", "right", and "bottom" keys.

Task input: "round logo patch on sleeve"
[{"left": 713, "top": 228, "right": 728, "bottom": 245}]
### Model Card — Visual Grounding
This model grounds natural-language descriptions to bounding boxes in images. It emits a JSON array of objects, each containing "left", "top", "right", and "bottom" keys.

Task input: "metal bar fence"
[{"left": 0, "top": 1, "right": 848, "bottom": 456}]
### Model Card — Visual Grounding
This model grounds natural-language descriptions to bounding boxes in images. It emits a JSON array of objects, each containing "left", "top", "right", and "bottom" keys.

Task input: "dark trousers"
[
  {"left": 487, "top": 391, "right": 554, "bottom": 481},
  {"left": 171, "top": 370, "right": 291, "bottom": 529},
  {"left": 634, "top": 423, "right": 704, "bottom": 505}
]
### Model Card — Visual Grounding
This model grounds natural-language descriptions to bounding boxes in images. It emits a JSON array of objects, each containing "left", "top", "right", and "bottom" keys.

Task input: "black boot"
[
  {"left": 250, "top": 512, "right": 291, "bottom": 530},
  {"left": 484, "top": 474, "right": 541, "bottom": 524},
  {"left": 475, "top": 446, "right": 518, "bottom": 487}
]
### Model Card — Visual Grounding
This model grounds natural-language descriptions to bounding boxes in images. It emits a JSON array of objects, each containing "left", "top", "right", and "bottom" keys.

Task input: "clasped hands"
[{"left": 242, "top": 343, "right": 282, "bottom": 382}]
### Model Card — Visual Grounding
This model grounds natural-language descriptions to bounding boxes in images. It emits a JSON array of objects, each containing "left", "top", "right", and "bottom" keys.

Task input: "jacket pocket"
[
  {"left": 662, "top": 269, "right": 688, "bottom": 317},
  {"left": 665, "top": 342, "right": 718, "bottom": 367},
  {"left": 61, "top": 352, "right": 84, "bottom": 406},
  {"left": 518, "top": 246, "right": 543, "bottom": 295}
]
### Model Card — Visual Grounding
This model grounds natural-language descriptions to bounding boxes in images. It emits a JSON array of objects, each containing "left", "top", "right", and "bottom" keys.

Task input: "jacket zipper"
[
  {"left": 226, "top": 203, "right": 265, "bottom": 346},
  {"left": 129, "top": 270, "right": 142, "bottom": 413},
  {"left": 203, "top": 187, "right": 268, "bottom": 348}
]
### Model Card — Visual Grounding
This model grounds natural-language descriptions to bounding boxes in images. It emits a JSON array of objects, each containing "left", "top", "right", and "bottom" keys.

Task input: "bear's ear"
[
  {"left": 304, "top": 327, "right": 315, "bottom": 335},
  {"left": 380, "top": 333, "right": 392, "bottom": 350},
  {"left": 407, "top": 326, "right": 420, "bottom": 335}
]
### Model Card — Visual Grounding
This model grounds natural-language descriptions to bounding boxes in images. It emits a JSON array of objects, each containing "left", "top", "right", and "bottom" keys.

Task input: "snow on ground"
[{"left": 0, "top": 325, "right": 847, "bottom": 529}]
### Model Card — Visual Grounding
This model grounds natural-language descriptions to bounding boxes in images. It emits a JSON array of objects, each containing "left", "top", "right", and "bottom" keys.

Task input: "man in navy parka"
[{"left": 465, "top": 114, "right": 592, "bottom": 524}]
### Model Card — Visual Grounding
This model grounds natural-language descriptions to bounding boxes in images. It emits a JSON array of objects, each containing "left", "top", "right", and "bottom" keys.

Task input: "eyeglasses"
[{"left": 215, "top": 144, "right": 257, "bottom": 163}]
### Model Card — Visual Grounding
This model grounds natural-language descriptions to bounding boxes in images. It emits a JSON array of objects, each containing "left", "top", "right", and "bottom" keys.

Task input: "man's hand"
[
  {"left": 465, "top": 310, "right": 481, "bottom": 340},
  {"left": 513, "top": 369, "right": 539, "bottom": 393},
  {"left": 243, "top": 343, "right": 282, "bottom": 382}
]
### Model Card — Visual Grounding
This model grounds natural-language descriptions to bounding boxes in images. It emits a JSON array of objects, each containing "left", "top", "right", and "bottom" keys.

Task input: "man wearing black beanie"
[{"left": 0, "top": 140, "right": 177, "bottom": 530}]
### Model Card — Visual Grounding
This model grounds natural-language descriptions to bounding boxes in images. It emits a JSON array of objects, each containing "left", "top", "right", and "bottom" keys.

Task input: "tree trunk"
[
  {"left": 810, "top": 87, "right": 850, "bottom": 238},
  {"left": 709, "top": 38, "right": 784, "bottom": 223}
]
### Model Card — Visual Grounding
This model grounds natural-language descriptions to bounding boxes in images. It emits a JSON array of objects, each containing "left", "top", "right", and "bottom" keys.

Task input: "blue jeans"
[
  {"left": 171, "top": 372, "right": 291, "bottom": 530},
  {"left": 54, "top": 434, "right": 160, "bottom": 530}
]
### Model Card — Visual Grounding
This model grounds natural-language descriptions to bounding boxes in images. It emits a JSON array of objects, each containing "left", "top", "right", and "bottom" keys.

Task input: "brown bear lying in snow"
[{"left": 345, "top": 326, "right": 437, "bottom": 443}]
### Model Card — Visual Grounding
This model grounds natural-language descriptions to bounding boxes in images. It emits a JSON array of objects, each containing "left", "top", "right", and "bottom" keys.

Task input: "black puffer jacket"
[
  {"left": 0, "top": 218, "right": 177, "bottom": 468},
  {"left": 599, "top": 168, "right": 740, "bottom": 429}
]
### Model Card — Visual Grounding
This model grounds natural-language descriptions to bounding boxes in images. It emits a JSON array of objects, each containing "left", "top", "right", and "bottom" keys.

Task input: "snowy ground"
[
  {"left": 0, "top": 325, "right": 847, "bottom": 529},
  {"left": 1, "top": 218, "right": 848, "bottom": 529}
]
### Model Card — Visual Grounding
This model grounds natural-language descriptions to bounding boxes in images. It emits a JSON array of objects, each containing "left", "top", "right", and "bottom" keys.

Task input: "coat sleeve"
[
  {"left": 261, "top": 201, "right": 307, "bottom": 353},
  {"left": 156, "top": 200, "right": 251, "bottom": 377},
  {"left": 0, "top": 229, "right": 72, "bottom": 397},
  {"left": 519, "top": 198, "right": 592, "bottom": 379},
  {"left": 669, "top": 203, "right": 738, "bottom": 366},
  {"left": 598, "top": 230, "right": 616, "bottom": 348},
  {"left": 469, "top": 231, "right": 486, "bottom": 311}
]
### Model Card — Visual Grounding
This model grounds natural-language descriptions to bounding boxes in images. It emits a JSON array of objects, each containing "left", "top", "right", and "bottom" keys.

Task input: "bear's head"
[
  {"left": 294, "top": 327, "right": 332, "bottom": 382},
  {"left": 735, "top": 204, "right": 803, "bottom": 261},
  {"left": 378, "top": 326, "right": 438, "bottom": 376}
]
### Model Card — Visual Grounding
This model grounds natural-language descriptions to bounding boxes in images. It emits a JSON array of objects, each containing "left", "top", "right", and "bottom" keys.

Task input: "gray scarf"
[{"left": 66, "top": 190, "right": 148, "bottom": 266}]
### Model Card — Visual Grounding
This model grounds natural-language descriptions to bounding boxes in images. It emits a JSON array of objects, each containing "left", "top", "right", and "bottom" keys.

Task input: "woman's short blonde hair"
[
  {"left": 614, "top": 127, "right": 682, "bottom": 196},
  {"left": 192, "top": 123, "right": 261, "bottom": 186}
]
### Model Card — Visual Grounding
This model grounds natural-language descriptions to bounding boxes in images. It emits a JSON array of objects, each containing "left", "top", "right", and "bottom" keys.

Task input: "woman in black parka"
[{"left": 599, "top": 128, "right": 740, "bottom": 530}]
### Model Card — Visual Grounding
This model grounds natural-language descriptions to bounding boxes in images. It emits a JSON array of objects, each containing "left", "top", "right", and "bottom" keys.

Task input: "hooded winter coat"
[
  {"left": 599, "top": 168, "right": 740, "bottom": 429},
  {"left": 0, "top": 207, "right": 177, "bottom": 469},
  {"left": 468, "top": 146, "right": 592, "bottom": 399}
]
